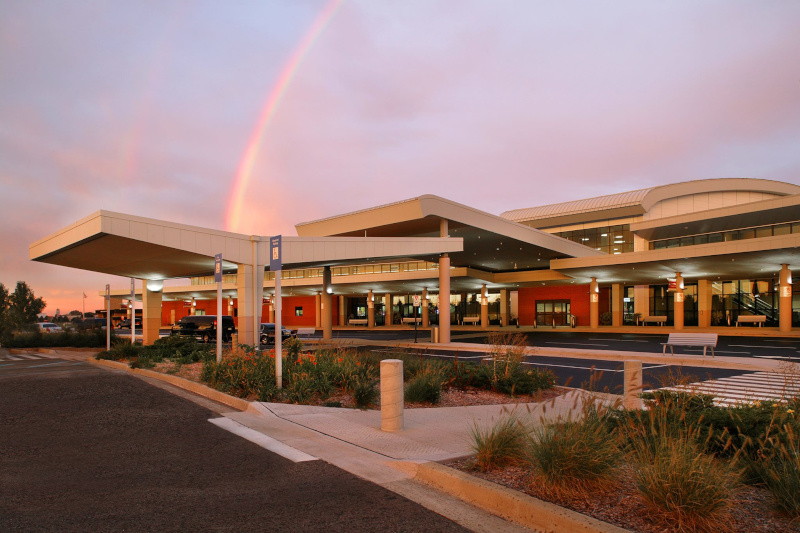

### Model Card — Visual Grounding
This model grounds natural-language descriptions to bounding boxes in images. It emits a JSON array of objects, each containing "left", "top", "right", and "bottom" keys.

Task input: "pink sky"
[{"left": 1, "top": 1, "right": 799, "bottom": 315}]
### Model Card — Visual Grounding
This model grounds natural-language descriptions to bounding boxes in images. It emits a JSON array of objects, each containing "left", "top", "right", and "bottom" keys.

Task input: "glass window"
[
  {"left": 724, "top": 231, "right": 739, "bottom": 242},
  {"left": 680, "top": 236, "right": 694, "bottom": 247},
  {"left": 739, "top": 228, "right": 755, "bottom": 240},
  {"left": 653, "top": 240, "right": 666, "bottom": 250},
  {"left": 708, "top": 232, "right": 724, "bottom": 243},
  {"left": 774, "top": 224, "right": 791, "bottom": 236},
  {"left": 755, "top": 226, "right": 772, "bottom": 238},
  {"left": 667, "top": 238, "right": 680, "bottom": 248},
  {"left": 295, "top": 307, "right": 303, "bottom": 316},
  {"left": 694, "top": 234, "right": 709, "bottom": 245}
]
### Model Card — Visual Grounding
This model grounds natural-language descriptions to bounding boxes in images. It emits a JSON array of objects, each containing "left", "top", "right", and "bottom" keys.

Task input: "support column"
[
  {"left": 142, "top": 280, "right": 163, "bottom": 346},
  {"left": 697, "top": 279, "right": 712, "bottom": 328},
  {"left": 634, "top": 285, "right": 648, "bottom": 323},
  {"left": 439, "top": 254, "right": 451, "bottom": 343},
  {"left": 611, "top": 283, "right": 622, "bottom": 327},
  {"left": 268, "top": 300, "right": 275, "bottom": 322},
  {"left": 322, "top": 266, "right": 332, "bottom": 340},
  {"left": 780, "top": 264, "right": 793, "bottom": 332},
  {"left": 315, "top": 292, "right": 322, "bottom": 328},
  {"left": 384, "top": 293, "right": 392, "bottom": 326},
  {"left": 589, "top": 277, "right": 599, "bottom": 329},
  {"left": 236, "top": 264, "right": 258, "bottom": 345},
  {"left": 480, "top": 284, "right": 489, "bottom": 328},
  {"left": 500, "top": 289, "right": 509, "bottom": 326},
  {"left": 422, "top": 288, "right": 429, "bottom": 327},
  {"left": 368, "top": 290, "right": 375, "bottom": 328},
  {"left": 674, "top": 272, "right": 685, "bottom": 330},
  {"left": 339, "top": 294, "right": 346, "bottom": 326}
]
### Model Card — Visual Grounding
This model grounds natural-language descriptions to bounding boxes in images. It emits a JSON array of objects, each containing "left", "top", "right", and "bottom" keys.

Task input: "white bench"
[
  {"left": 462, "top": 316, "right": 480, "bottom": 325},
  {"left": 662, "top": 333, "right": 718, "bottom": 357},
  {"left": 295, "top": 327, "right": 316, "bottom": 338},
  {"left": 642, "top": 315, "right": 667, "bottom": 326},
  {"left": 348, "top": 318, "right": 368, "bottom": 326},
  {"left": 737, "top": 315, "right": 766, "bottom": 327},
  {"left": 402, "top": 317, "right": 421, "bottom": 324}
]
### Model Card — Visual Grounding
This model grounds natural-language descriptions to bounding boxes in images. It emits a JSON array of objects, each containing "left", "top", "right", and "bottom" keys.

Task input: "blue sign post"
[
  {"left": 270, "top": 236, "right": 283, "bottom": 388},
  {"left": 214, "top": 253, "right": 223, "bottom": 362}
]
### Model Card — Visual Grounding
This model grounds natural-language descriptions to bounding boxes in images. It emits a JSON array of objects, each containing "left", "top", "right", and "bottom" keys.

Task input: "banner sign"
[
  {"left": 270, "top": 235, "right": 282, "bottom": 271},
  {"left": 214, "top": 253, "right": 223, "bottom": 283}
]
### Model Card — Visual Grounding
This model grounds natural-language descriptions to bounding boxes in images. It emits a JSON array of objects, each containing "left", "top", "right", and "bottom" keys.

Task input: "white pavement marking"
[
  {"left": 429, "top": 354, "right": 485, "bottom": 360},
  {"left": 650, "top": 371, "right": 800, "bottom": 407},
  {"left": 545, "top": 342, "right": 608, "bottom": 347},
  {"left": 209, "top": 417, "right": 317, "bottom": 463},
  {"left": 5, "top": 355, "right": 23, "bottom": 361},
  {"left": 729, "top": 345, "right": 797, "bottom": 350},
  {"left": 588, "top": 338, "right": 650, "bottom": 342},
  {"left": 522, "top": 361, "right": 623, "bottom": 373}
]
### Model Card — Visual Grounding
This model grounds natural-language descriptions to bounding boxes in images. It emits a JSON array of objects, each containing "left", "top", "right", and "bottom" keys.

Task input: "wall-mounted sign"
[
  {"left": 668, "top": 280, "right": 677, "bottom": 291},
  {"left": 782, "top": 285, "right": 792, "bottom": 298},
  {"left": 413, "top": 295, "right": 421, "bottom": 307},
  {"left": 676, "top": 292, "right": 685, "bottom": 303},
  {"left": 590, "top": 293, "right": 599, "bottom": 303}
]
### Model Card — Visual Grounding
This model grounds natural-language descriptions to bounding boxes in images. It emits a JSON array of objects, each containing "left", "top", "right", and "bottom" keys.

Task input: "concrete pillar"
[
  {"left": 634, "top": 285, "right": 648, "bottom": 323},
  {"left": 315, "top": 292, "right": 321, "bottom": 328},
  {"left": 480, "top": 284, "right": 489, "bottom": 328},
  {"left": 589, "top": 277, "right": 599, "bottom": 329},
  {"left": 142, "top": 280, "right": 162, "bottom": 346},
  {"left": 268, "top": 301, "right": 275, "bottom": 322},
  {"left": 500, "top": 289, "right": 509, "bottom": 326},
  {"left": 624, "top": 360, "right": 643, "bottom": 410},
  {"left": 380, "top": 359, "right": 404, "bottom": 431},
  {"left": 236, "top": 264, "right": 258, "bottom": 345},
  {"left": 697, "top": 279, "right": 711, "bottom": 328},
  {"left": 611, "top": 283, "right": 622, "bottom": 327},
  {"left": 674, "top": 272, "right": 685, "bottom": 330},
  {"left": 368, "top": 290, "right": 375, "bottom": 328},
  {"left": 338, "top": 294, "right": 346, "bottom": 326},
  {"left": 422, "top": 288, "right": 429, "bottom": 327},
  {"left": 384, "top": 293, "right": 392, "bottom": 326},
  {"left": 321, "top": 266, "right": 332, "bottom": 340},
  {"left": 439, "top": 254, "right": 451, "bottom": 343},
  {"left": 780, "top": 264, "right": 793, "bottom": 332}
]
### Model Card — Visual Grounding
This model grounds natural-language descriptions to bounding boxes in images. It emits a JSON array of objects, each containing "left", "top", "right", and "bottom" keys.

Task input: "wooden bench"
[
  {"left": 348, "top": 318, "right": 368, "bottom": 326},
  {"left": 462, "top": 316, "right": 480, "bottom": 325},
  {"left": 737, "top": 315, "right": 766, "bottom": 327},
  {"left": 295, "top": 327, "right": 316, "bottom": 338},
  {"left": 642, "top": 315, "right": 667, "bottom": 326},
  {"left": 662, "top": 333, "right": 718, "bottom": 357},
  {"left": 402, "top": 317, "right": 421, "bottom": 324}
]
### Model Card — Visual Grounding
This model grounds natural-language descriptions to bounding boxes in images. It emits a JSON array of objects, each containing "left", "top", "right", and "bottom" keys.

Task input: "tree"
[
  {"left": 7, "top": 281, "right": 46, "bottom": 332},
  {"left": 0, "top": 282, "right": 8, "bottom": 337}
]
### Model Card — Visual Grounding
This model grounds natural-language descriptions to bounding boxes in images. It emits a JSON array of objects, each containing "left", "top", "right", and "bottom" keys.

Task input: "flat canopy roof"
[
  {"left": 30, "top": 210, "right": 462, "bottom": 280},
  {"left": 296, "top": 195, "right": 602, "bottom": 272}
]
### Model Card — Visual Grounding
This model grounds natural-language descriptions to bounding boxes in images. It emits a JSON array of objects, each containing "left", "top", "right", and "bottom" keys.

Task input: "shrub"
[
  {"left": 486, "top": 331, "right": 528, "bottom": 380},
  {"left": 352, "top": 377, "right": 379, "bottom": 409},
  {"left": 9, "top": 329, "right": 112, "bottom": 348},
  {"left": 526, "top": 410, "right": 620, "bottom": 496},
  {"left": 599, "top": 312, "right": 612, "bottom": 326},
  {"left": 405, "top": 371, "right": 443, "bottom": 404},
  {"left": 493, "top": 368, "right": 556, "bottom": 396},
  {"left": 470, "top": 413, "right": 529, "bottom": 472},
  {"left": 632, "top": 434, "right": 739, "bottom": 532}
]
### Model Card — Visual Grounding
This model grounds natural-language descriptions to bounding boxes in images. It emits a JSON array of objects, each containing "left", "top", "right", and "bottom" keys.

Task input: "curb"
[
  {"left": 91, "top": 359, "right": 253, "bottom": 413},
  {"left": 394, "top": 461, "right": 630, "bottom": 533}
]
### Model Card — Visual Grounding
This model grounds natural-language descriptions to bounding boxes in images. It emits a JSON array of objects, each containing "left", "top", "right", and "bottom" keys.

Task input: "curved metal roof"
[{"left": 500, "top": 178, "right": 800, "bottom": 224}]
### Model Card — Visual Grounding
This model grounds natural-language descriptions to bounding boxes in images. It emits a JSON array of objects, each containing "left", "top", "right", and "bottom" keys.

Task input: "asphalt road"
[{"left": 0, "top": 357, "right": 467, "bottom": 533}]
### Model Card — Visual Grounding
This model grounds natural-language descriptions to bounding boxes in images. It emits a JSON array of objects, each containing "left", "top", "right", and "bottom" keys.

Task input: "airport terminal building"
[{"left": 30, "top": 178, "right": 800, "bottom": 345}]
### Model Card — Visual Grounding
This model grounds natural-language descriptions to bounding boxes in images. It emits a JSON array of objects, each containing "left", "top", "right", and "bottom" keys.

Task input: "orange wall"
[{"left": 518, "top": 285, "right": 611, "bottom": 326}]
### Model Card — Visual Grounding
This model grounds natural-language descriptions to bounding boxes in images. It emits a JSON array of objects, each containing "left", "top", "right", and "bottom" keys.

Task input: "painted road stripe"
[
  {"left": 521, "top": 361, "right": 623, "bottom": 373},
  {"left": 728, "top": 345, "right": 797, "bottom": 349},
  {"left": 545, "top": 342, "right": 608, "bottom": 347},
  {"left": 588, "top": 338, "right": 650, "bottom": 342},
  {"left": 209, "top": 417, "right": 317, "bottom": 463},
  {"left": 429, "top": 354, "right": 485, "bottom": 360},
  {"left": 5, "top": 355, "right": 23, "bottom": 361}
]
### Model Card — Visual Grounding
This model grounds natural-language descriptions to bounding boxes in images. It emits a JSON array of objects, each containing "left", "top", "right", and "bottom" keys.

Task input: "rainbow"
[{"left": 225, "top": 0, "right": 345, "bottom": 232}]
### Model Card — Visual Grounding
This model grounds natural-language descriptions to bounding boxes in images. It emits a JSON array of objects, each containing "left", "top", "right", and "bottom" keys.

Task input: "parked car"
[
  {"left": 259, "top": 323, "right": 296, "bottom": 345},
  {"left": 170, "top": 315, "right": 235, "bottom": 342},
  {"left": 78, "top": 318, "right": 108, "bottom": 330},
  {"left": 117, "top": 318, "right": 143, "bottom": 330},
  {"left": 36, "top": 322, "right": 63, "bottom": 333}
]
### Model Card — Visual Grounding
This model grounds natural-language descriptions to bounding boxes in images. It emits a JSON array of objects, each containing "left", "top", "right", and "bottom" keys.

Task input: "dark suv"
[
  {"left": 259, "top": 323, "right": 295, "bottom": 345},
  {"left": 171, "top": 315, "right": 235, "bottom": 343}
]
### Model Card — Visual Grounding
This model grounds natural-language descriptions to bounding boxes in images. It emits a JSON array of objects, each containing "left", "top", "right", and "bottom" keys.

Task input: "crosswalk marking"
[
  {"left": 651, "top": 371, "right": 800, "bottom": 407},
  {"left": 0, "top": 353, "right": 58, "bottom": 362}
]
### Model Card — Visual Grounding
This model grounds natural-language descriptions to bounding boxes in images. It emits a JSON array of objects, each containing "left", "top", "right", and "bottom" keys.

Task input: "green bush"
[
  {"left": 8, "top": 329, "right": 113, "bottom": 348},
  {"left": 493, "top": 368, "right": 556, "bottom": 396},
  {"left": 470, "top": 414, "right": 529, "bottom": 472},
  {"left": 405, "top": 371, "right": 443, "bottom": 404},
  {"left": 526, "top": 410, "right": 620, "bottom": 496},
  {"left": 352, "top": 377, "right": 379, "bottom": 409},
  {"left": 633, "top": 434, "right": 739, "bottom": 532}
]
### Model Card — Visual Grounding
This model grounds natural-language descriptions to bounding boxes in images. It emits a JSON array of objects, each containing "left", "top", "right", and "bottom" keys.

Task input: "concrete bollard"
[
  {"left": 624, "top": 360, "right": 643, "bottom": 410},
  {"left": 231, "top": 333, "right": 238, "bottom": 351},
  {"left": 381, "top": 359, "right": 404, "bottom": 431}
]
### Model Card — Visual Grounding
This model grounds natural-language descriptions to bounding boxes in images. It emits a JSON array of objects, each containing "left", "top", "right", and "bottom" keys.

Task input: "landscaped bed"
[
  {"left": 452, "top": 387, "right": 800, "bottom": 533},
  {"left": 96, "top": 332, "right": 559, "bottom": 409}
]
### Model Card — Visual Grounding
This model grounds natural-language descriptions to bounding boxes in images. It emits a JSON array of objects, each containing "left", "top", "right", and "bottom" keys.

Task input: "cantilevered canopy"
[
  {"left": 295, "top": 195, "right": 602, "bottom": 272},
  {"left": 30, "top": 210, "right": 463, "bottom": 280}
]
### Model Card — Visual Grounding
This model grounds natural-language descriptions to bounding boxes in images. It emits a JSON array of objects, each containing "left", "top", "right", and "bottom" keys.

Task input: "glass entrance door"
[{"left": 536, "top": 300, "right": 571, "bottom": 326}]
